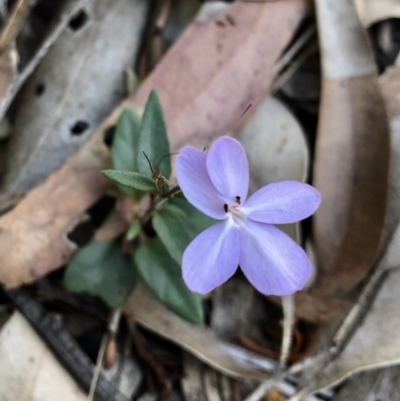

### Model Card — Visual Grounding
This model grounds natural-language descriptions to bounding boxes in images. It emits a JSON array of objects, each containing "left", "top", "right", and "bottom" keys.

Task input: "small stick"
[
  {"left": 280, "top": 295, "right": 294, "bottom": 367},
  {"left": 88, "top": 333, "right": 109, "bottom": 400},
  {"left": 104, "top": 308, "right": 122, "bottom": 368},
  {"left": 270, "top": 40, "right": 318, "bottom": 95}
]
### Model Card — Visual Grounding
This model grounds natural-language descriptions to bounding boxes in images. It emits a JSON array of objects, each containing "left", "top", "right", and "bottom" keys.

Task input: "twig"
[
  {"left": 105, "top": 308, "right": 122, "bottom": 368},
  {"left": 280, "top": 296, "right": 294, "bottom": 367},
  {"left": 139, "top": 185, "right": 181, "bottom": 228},
  {"left": 287, "top": 266, "right": 389, "bottom": 399},
  {"left": 88, "top": 333, "right": 109, "bottom": 400},
  {"left": 270, "top": 40, "right": 319, "bottom": 94},
  {"left": 0, "top": 0, "right": 31, "bottom": 53},
  {"left": 272, "top": 24, "right": 316, "bottom": 77},
  {"left": 7, "top": 288, "right": 130, "bottom": 401}
]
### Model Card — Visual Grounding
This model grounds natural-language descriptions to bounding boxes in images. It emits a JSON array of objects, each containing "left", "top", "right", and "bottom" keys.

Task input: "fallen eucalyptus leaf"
[
  {"left": 0, "top": 312, "right": 86, "bottom": 401},
  {"left": 312, "top": 0, "right": 390, "bottom": 298},
  {"left": 0, "top": 0, "right": 307, "bottom": 287},
  {"left": 124, "top": 284, "right": 276, "bottom": 380},
  {"left": 291, "top": 268, "right": 400, "bottom": 398},
  {"left": 376, "top": 66, "right": 400, "bottom": 270}
]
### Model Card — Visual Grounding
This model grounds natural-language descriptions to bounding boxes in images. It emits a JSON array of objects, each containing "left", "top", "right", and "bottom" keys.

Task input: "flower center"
[{"left": 223, "top": 196, "right": 246, "bottom": 225}]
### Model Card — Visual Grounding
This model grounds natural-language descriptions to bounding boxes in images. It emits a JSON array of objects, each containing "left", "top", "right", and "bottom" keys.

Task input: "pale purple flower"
[{"left": 176, "top": 136, "right": 321, "bottom": 296}]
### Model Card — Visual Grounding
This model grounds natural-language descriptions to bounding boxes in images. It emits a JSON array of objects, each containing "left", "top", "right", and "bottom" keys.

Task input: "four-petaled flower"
[{"left": 176, "top": 136, "right": 321, "bottom": 296}]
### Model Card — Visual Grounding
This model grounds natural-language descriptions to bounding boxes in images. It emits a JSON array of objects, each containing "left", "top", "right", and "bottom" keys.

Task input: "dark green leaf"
[
  {"left": 168, "top": 197, "right": 216, "bottom": 239},
  {"left": 111, "top": 109, "right": 143, "bottom": 198},
  {"left": 135, "top": 238, "right": 203, "bottom": 323},
  {"left": 64, "top": 241, "right": 136, "bottom": 309},
  {"left": 126, "top": 219, "right": 141, "bottom": 241},
  {"left": 152, "top": 204, "right": 193, "bottom": 263},
  {"left": 137, "top": 90, "right": 171, "bottom": 179},
  {"left": 102, "top": 170, "right": 157, "bottom": 192}
]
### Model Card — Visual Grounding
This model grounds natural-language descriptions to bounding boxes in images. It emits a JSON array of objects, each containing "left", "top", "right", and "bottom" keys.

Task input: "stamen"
[
  {"left": 224, "top": 204, "right": 228, "bottom": 213},
  {"left": 236, "top": 196, "right": 241, "bottom": 204}
]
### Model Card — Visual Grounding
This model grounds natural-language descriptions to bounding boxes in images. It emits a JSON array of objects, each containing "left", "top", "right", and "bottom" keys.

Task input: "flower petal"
[
  {"left": 206, "top": 137, "right": 249, "bottom": 203},
  {"left": 182, "top": 220, "right": 239, "bottom": 294},
  {"left": 176, "top": 147, "right": 227, "bottom": 219},
  {"left": 241, "top": 181, "right": 321, "bottom": 224},
  {"left": 239, "top": 220, "right": 312, "bottom": 295}
]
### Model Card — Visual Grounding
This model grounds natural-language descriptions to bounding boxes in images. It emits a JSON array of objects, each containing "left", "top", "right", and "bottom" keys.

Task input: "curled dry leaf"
[
  {"left": 286, "top": 63, "right": 400, "bottom": 400},
  {"left": 124, "top": 285, "right": 274, "bottom": 380},
  {"left": 291, "top": 268, "right": 400, "bottom": 398},
  {"left": 311, "top": 0, "right": 390, "bottom": 299},
  {"left": 0, "top": 0, "right": 308, "bottom": 287},
  {"left": 0, "top": 312, "right": 86, "bottom": 401},
  {"left": 376, "top": 66, "right": 400, "bottom": 270},
  {"left": 355, "top": 0, "right": 400, "bottom": 27}
]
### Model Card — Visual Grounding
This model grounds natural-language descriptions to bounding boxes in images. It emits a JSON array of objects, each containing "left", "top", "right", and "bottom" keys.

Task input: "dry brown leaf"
[
  {"left": 130, "top": 0, "right": 309, "bottom": 151},
  {"left": 0, "top": 0, "right": 308, "bottom": 287},
  {"left": 285, "top": 64, "right": 400, "bottom": 399},
  {"left": 0, "top": 312, "right": 86, "bottom": 401},
  {"left": 376, "top": 66, "right": 400, "bottom": 270},
  {"left": 311, "top": 0, "right": 390, "bottom": 298},
  {"left": 125, "top": 285, "right": 275, "bottom": 380}
]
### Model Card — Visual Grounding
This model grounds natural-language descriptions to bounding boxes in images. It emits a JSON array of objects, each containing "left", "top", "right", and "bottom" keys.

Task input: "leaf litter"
[{"left": 2, "top": 0, "right": 400, "bottom": 400}]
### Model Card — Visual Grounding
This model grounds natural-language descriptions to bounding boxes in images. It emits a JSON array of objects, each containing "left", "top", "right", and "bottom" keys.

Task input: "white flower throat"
[{"left": 224, "top": 196, "right": 246, "bottom": 224}]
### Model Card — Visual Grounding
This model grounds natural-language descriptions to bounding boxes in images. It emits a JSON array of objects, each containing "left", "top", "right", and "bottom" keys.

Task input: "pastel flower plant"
[{"left": 176, "top": 137, "right": 321, "bottom": 296}]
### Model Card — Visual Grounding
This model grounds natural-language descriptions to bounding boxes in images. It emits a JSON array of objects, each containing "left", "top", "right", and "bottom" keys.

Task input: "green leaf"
[
  {"left": 152, "top": 205, "right": 192, "bottom": 264},
  {"left": 137, "top": 90, "right": 171, "bottom": 179},
  {"left": 135, "top": 238, "right": 203, "bottom": 324},
  {"left": 102, "top": 170, "right": 157, "bottom": 192},
  {"left": 168, "top": 197, "right": 217, "bottom": 239},
  {"left": 64, "top": 241, "right": 136, "bottom": 309},
  {"left": 111, "top": 109, "right": 143, "bottom": 198},
  {"left": 126, "top": 219, "right": 141, "bottom": 241}
]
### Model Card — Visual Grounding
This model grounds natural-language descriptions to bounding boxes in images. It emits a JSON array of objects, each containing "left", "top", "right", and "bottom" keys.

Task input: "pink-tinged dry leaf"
[
  {"left": 311, "top": 0, "right": 390, "bottom": 298},
  {"left": 0, "top": 0, "right": 308, "bottom": 287},
  {"left": 131, "top": 0, "right": 309, "bottom": 150}
]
